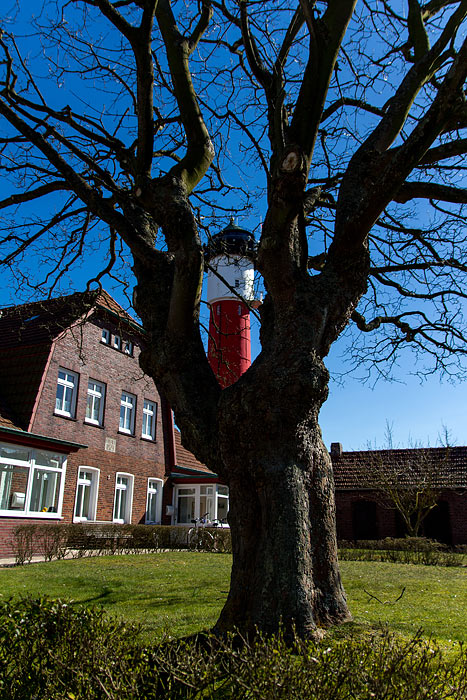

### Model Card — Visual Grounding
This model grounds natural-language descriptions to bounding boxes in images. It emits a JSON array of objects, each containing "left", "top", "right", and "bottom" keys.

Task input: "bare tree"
[
  {"left": 1, "top": 0, "right": 467, "bottom": 638},
  {"left": 362, "top": 451, "right": 446, "bottom": 538}
]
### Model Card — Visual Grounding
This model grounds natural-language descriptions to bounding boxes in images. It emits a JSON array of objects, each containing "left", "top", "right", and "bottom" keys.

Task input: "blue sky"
[
  {"left": 246, "top": 312, "right": 466, "bottom": 451},
  {"left": 0, "top": 2, "right": 466, "bottom": 452}
]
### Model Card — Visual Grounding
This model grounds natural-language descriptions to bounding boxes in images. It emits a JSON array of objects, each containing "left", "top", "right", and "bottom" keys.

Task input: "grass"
[{"left": 0, "top": 553, "right": 466, "bottom": 643}]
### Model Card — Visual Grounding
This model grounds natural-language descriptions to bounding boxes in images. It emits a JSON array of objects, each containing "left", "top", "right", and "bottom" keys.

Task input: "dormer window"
[
  {"left": 101, "top": 329, "right": 110, "bottom": 344},
  {"left": 113, "top": 334, "right": 121, "bottom": 350}
]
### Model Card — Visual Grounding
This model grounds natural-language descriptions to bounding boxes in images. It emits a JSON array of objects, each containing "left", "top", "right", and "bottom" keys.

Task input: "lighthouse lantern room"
[{"left": 205, "top": 219, "right": 256, "bottom": 388}]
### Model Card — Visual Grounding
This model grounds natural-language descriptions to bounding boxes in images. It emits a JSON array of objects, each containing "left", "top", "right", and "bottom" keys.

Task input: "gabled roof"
[
  {"left": 173, "top": 429, "right": 216, "bottom": 475},
  {"left": 0, "top": 289, "right": 140, "bottom": 348},
  {"left": 0, "top": 392, "right": 20, "bottom": 430},
  {"left": 0, "top": 289, "right": 141, "bottom": 430},
  {"left": 332, "top": 446, "right": 467, "bottom": 490}
]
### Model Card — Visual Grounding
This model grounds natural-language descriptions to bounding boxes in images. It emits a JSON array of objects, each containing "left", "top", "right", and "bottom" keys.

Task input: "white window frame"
[
  {"left": 55, "top": 368, "right": 79, "bottom": 418},
  {"left": 74, "top": 466, "right": 100, "bottom": 522},
  {"left": 173, "top": 483, "right": 229, "bottom": 526},
  {"left": 113, "top": 472, "right": 134, "bottom": 524},
  {"left": 145, "top": 477, "right": 163, "bottom": 524},
  {"left": 141, "top": 400, "right": 157, "bottom": 440},
  {"left": 101, "top": 328, "right": 110, "bottom": 344},
  {"left": 113, "top": 334, "right": 121, "bottom": 350},
  {"left": 85, "top": 379, "right": 106, "bottom": 426},
  {"left": 0, "top": 442, "right": 67, "bottom": 518},
  {"left": 119, "top": 391, "right": 136, "bottom": 434}
]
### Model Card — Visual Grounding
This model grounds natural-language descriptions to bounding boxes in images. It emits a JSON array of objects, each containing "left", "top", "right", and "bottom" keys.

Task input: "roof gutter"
[{"left": 0, "top": 425, "right": 87, "bottom": 451}]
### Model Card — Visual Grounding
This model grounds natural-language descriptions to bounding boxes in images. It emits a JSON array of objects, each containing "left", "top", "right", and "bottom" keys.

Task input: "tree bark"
[{"left": 213, "top": 346, "right": 350, "bottom": 638}]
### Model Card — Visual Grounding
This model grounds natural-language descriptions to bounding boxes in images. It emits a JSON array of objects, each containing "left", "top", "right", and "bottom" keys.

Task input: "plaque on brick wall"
[{"left": 105, "top": 437, "right": 116, "bottom": 453}]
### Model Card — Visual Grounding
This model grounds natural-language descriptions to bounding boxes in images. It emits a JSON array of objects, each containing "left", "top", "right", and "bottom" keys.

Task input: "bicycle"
[{"left": 187, "top": 513, "right": 216, "bottom": 552}]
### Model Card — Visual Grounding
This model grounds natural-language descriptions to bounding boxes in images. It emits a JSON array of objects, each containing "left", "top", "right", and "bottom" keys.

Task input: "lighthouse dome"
[{"left": 205, "top": 218, "right": 256, "bottom": 261}]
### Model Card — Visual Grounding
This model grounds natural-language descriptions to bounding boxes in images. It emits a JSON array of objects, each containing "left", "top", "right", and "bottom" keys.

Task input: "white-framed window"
[
  {"left": 85, "top": 379, "right": 106, "bottom": 426},
  {"left": 174, "top": 483, "right": 229, "bottom": 525},
  {"left": 74, "top": 467, "right": 100, "bottom": 522},
  {"left": 55, "top": 368, "right": 79, "bottom": 418},
  {"left": 101, "top": 329, "right": 110, "bottom": 344},
  {"left": 142, "top": 400, "right": 156, "bottom": 440},
  {"left": 113, "top": 334, "right": 121, "bottom": 350},
  {"left": 124, "top": 340, "right": 133, "bottom": 356},
  {"left": 113, "top": 473, "right": 134, "bottom": 523},
  {"left": 216, "top": 485, "right": 229, "bottom": 523},
  {"left": 146, "top": 477, "right": 163, "bottom": 524},
  {"left": 176, "top": 486, "right": 196, "bottom": 524},
  {"left": 119, "top": 391, "right": 136, "bottom": 434},
  {"left": 0, "top": 442, "right": 66, "bottom": 517}
]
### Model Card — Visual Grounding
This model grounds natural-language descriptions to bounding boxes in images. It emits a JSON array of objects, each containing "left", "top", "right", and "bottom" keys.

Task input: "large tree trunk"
[{"left": 213, "top": 349, "right": 351, "bottom": 638}]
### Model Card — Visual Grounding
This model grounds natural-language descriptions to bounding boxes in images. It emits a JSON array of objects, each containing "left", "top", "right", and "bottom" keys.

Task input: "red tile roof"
[
  {"left": 0, "top": 392, "right": 21, "bottom": 430},
  {"left": 332, "top": 446, "right": 467, "bottom": 490},
  {"left": 173, "top": 429, "right": 215, "bottom": 474},
  {"left": 0, "top": 289, "right": 141, "bottom": 349},
  {"left": 0, "top": 289, "right": 142, "bottom": 430}
]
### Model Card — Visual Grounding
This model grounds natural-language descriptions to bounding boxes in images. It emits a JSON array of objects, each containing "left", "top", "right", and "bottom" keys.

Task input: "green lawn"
[{"left": 0, "top": 553, "right": 466, "bottom": 644}]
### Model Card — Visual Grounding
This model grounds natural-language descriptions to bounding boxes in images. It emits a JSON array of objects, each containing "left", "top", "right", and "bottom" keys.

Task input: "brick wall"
[
  {"left": 0, "top": 517, "right": 60, "bottom": 558},
  {"left": 335, "top": 489, "right": 467, "bottom": 544},
  {"left": 0, "top": 312, "right": 169, "bottom": 555},
  {"left": 32, "top": 316, "right": 167, "bottom": 524}
]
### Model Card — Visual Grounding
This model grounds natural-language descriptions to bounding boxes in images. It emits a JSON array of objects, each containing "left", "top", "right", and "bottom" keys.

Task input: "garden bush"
[
  {"left": 338, "top": 537, "right": 465, "bottom": 566},
  {"left": 0, "top": 596, "right": 466, "bottom": 699},
  {"left": 11, "top": 523, "right": 233, "bottom": 563}
]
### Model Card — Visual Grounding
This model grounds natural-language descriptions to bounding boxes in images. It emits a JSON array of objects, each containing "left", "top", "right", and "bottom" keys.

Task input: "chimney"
[{"left": 330, "top": 442, "right": 343, "bottom": 459}]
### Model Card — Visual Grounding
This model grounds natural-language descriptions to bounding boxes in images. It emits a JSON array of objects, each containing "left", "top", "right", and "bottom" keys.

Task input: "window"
[
  {"left": 234, "top": 279, "right": 240, "bottom": 288},
  {"left": 113, "top": 334, "right": 121, "bottom": 350},
  {"left": 85, "top": 380, "right": 106, "bottom": 426},
  {"left": 113, "top": 473, "right": 134, "bottom": 523},
  {"left": 174, "top": 484, "right": 229, "bottom": 525},
  {"left": 146, "top": 478, "right": 163, "bottom": 524},
  {"left": 124, "top": 341, "right": 133, "bottom": 356},
  {"left": 0, "top": 443, "right": 66, "bottom": 517},
  {"left": 119, "top": 392, "right": 136, "bottom": 434},
  {"left": 216, "top": 485, "right": 229, "bottom": 523},
  {"left": 176, "top": 487, "right": 196, "bottom": 524},
  {"left": 74, "top": 467, "right": 99, "bottom": 521},
  {"left": 55, "top": 368, "right": 78, "bottom": 418},
  {"left": 142, "top": 400, "right": 156, "bottom": 440},
  {"left": 101, "top": 328, "right": 110, "bottom": 344}
]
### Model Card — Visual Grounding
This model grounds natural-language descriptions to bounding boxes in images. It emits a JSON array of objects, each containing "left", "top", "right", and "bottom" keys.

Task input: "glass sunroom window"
[
  {"left": 174, "top": 484, "right": 229, "bottom": 525},
  {"left": 29, "top": 469, "right": 61, "bottom": 513},
  {"left": 0, "top": 443, "right": 66, "bottom": 517}
]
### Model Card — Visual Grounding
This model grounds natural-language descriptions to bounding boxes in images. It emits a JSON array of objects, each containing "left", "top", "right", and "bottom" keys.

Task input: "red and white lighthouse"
[{"left": 205, "top": 220, "right": 256, "bottom": 388}]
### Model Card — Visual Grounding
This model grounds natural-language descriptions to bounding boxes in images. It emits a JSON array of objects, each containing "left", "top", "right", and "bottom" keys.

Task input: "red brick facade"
[
  {"left": 0, "top": 292, "right": 168, "bottom": 555},
  {"left": 31, "top": 317, "right": 166, "bottom": 524}
]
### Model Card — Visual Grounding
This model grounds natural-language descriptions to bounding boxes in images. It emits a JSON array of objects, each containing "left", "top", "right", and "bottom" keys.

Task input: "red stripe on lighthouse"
[{"left": 208, "top": 299, "right": 251, "bottom": 388}]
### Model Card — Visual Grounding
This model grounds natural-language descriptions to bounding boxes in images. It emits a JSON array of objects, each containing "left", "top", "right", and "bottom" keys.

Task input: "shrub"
[
  {"left": 11, "top": 523, "right": 233, "bottom": 562},
  {"left": 0, "top": 596, "right": 466, "bottom": 699},
  {"left": 338, "top": 537, "right": 465, "bottom": 567},
  {"left": 12, "top": 524, "right": 37, "bottom": 565}
]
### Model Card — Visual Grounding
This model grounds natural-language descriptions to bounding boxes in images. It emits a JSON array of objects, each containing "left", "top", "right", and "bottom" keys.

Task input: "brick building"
[
  {"left": 1, "top": 288, "right": 464, "bottom": 555},
  {"left": 0, "top": 290, "right": 169, "bottom": 555},
  {"left": 331, "top": 442, "right": 467, "bottom": 545}
]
